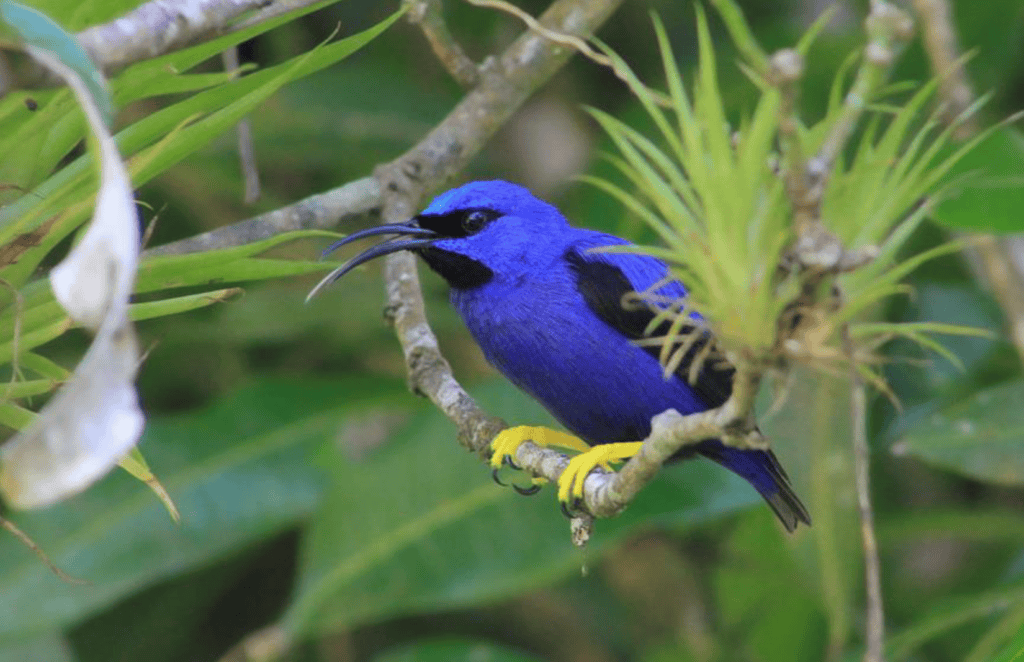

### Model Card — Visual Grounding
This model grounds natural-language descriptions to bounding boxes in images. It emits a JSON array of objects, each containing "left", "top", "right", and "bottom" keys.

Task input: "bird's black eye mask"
[{"left": 415, "top": 207, "right": 501, "bottom": 239}]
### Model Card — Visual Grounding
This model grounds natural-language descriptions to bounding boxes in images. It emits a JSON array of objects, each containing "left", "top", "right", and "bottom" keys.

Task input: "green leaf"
[
  {"left": 878, "top": 509, "right": 1024, "bottom": 546},
  {"left": 0, "top": 9, "right": 403, "bottom": 287},
  {"left": 893, "top": 379, "right": 1024, "bottom": 485},
  {"left": 0, "top": 377, "right": 402, "bottom": 637},
  {"left": 887, "top": 580, "right": 1024, "bottom": 660},
  {"left": 117, "top": 447, "right": 180, "bottom": 524},
  {"left": 128, "top": 287, "right": 241, "bottom": 322},
  {"left": 934, "top": 126, "right": 1024, "bottom": 233},
  {"left": 113, "top": 0, "right": 339, "bottom": 101},
  {"left": 713, "top": 513, "right": 826, "bottom": 662},
  {"left": 0, "top": 1, "right": 111, "bottom": 125},
  {"left": 284, "top": 379, "right": 763, "bottom": 638},
  {"left": 757, "top": 371, "right": 859, "bottom": 655},
  {"left": 986, "top": 618, "right": 1024, "bottom": 662},
  {"left": 0, "top": 378, "right": 59, "bottom": 399},
  {"left": 66, "top": 541, "right": 280, "bottom": 662},
  {"left": 0, "top": 631, "right": 76, "bottom": 662},
  {"left": 0, "top": 401, "right": 35, "bottom": 430},
  {"left": 965, "top": 602, "right": 1024, "bottom": 662},
  {"left": 372, "top": 638, "right": 545, "bottom": 662}
]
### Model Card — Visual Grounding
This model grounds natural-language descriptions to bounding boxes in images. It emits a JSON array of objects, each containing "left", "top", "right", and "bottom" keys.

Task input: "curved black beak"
[{"left": 306, "top": 221, "right": 438, "bottom": 301}]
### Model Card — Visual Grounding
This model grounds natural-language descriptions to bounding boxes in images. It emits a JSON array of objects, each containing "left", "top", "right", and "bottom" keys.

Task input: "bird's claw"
[
  {"left": 513, "top": 482, "right": 543, "bottom": 496},
  {"left": 560, "top": 498, "right": 584, "bottom": 519},
  {"left": 491, "top": 468, "right": 506, "bottom": 486}
]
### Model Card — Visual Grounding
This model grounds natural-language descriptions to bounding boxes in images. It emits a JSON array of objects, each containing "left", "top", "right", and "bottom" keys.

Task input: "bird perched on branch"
[{"left": 309, "top": 180, "right": 810, "bottom": 532}]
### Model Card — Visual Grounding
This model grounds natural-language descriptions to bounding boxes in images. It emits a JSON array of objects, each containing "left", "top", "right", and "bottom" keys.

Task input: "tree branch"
[
  {"left": 8, "top": 0, "right": 330, "bottom": 89},
  {"left": 144, "top": 177, "right": 381, "bottom": 257},
  {"left": 407, "top": 0, "right": 479, "bottom": 88},
  {"left": 78, "top": 0, "right": 270, "bottom": 74},
  {"left": 910, "top": 0, "right": 977, "bottom": 139}
]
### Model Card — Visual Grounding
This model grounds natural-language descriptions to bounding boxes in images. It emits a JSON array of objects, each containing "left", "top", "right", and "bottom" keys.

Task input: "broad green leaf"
[
  {"left": 285, "top": 379, "right": 763, "bottom": 638},
  {"left": 987, "top": 619, "right": 1024, "bottom": 662},
  {"left": 887, "top": 580, "right": 1024, "bottom": 660},
  {"left": 67, "top": 543, "right": 276, "bottom": 662},
  {"left": 714, "top": 513, "right": 826, "bottom": 662},
  {"left": 965, "top": 603, "right": 1024, "bottom": 662},
  {"left": 0, "top": 377, "right": 403, "bottom": 637},
  {"left": 934, "top": 127, "right": 1024, "bottom": 233},
  {"left": 893, "top": 379, "right": 1024, "bottom": 485},
  {"left": 757, "top": 371, "right": 859, "bottom": 655},
  {"left": 0, "top": 631, "right": 76, "bottom": 662},
  {"left": 878, "top": 509, "right": 1024, "bottom": 546},
  {"left": 373, "top": 638, "right": 545, "bottom": 662}
]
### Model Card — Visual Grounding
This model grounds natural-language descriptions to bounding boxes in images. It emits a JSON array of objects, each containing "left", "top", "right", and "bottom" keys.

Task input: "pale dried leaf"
[{"left": 0, "top": 45, "right": 143, "bottom": 509}]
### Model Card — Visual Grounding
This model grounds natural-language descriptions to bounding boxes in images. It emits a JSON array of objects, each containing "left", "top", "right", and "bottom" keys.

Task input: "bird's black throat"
[{"left": 418, "top": 247, "right": 494, "bottom": 289}]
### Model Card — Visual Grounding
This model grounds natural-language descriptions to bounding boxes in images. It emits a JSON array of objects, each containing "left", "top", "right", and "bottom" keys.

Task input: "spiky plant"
[{"left": 581, "top": 5, "right": 992, "bottom": 397}]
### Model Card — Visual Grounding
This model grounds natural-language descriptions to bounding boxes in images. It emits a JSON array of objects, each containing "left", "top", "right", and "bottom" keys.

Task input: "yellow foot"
[
  {"left": 489, "top": 425, "right": 590, "bottom": 470},
  {"left": 489, "top": 426, "right": 590, "bottom": 497},
  {"left": 557, "top": 442, "right": 644, "bottom": 506}
]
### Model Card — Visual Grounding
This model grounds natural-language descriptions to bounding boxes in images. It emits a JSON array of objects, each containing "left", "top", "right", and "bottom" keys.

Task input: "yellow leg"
[
  {"left": 557, "top": 442, "right": 644, "bottom": 505},
  {"left": 489, "top": 425, "right": 591, "bottom": 470}
]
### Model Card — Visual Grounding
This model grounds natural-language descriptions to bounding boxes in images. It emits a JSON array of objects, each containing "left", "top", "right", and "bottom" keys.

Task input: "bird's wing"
[{"left": 565, "top": 233, "right": 734, "bottom": 409}]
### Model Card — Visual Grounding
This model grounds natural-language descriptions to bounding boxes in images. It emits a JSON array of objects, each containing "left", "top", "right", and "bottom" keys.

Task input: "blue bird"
[{"left": 311, "top": 180, "right": 810, "bottom": 532}]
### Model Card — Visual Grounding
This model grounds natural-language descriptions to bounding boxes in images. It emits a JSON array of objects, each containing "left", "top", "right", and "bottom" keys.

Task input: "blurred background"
[{"left": 2, "top": 0, "right": 1024, "bottom": 660}]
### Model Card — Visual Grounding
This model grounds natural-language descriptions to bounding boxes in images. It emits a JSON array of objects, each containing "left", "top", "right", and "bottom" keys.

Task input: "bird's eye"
[{"left": 461, "top": 210, "right": 490, "bottom": 235}]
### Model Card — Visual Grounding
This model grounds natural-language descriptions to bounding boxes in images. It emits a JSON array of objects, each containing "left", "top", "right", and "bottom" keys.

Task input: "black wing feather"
[{"left": 564, "top": 247, "right": 734, "bottom": 409}]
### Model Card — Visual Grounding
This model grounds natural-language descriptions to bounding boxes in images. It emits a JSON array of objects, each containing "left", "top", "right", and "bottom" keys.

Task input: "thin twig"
[
  {"left": 908, "top": 1, "right": 1024, "bottom": 366},
  {"left": 222, "top": 46, "right": 261, "bottom": 204},
  {"left": 967, "top": 236, "right": 1024, "bottom": 365},
  {"left": 407, "top": 0, "right": 479, "bottom": 88},
  {"left": 464, "top": 0, "right": 672, "bottom": 107},
  {"left": 1, "top": 516, "right": 88, "bottom": 584},
  {"left": 845, "top": 326, "right": 884, "bottom": 662},
  {"left": 910, "top": 0, "right": 977, "bottom": 139}
]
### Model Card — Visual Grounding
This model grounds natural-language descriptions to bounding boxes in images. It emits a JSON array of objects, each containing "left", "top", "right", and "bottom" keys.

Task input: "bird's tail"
[{"left": 695, "top": 441, "right": 811, "bottom": 533}]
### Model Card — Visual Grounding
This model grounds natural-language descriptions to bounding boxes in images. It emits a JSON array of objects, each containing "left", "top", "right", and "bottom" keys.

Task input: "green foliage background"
[{"left": 1, "top": 0, "right": 1024, "bottom": 661}]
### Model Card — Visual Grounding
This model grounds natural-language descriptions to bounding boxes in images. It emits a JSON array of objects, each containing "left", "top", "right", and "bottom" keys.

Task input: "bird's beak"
[{"left": 305, "top": 220, "right": 438, "bottom": 301}]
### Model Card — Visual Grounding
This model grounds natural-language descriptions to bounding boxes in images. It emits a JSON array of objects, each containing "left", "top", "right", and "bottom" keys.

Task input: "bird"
[{"left": 309, "top": 180, "right": 811, "bottom": 532}]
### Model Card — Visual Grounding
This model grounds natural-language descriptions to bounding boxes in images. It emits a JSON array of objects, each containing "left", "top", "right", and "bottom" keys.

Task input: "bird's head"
[{"left": 307, "top": 180, "right": 572, "bottom": 299}]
